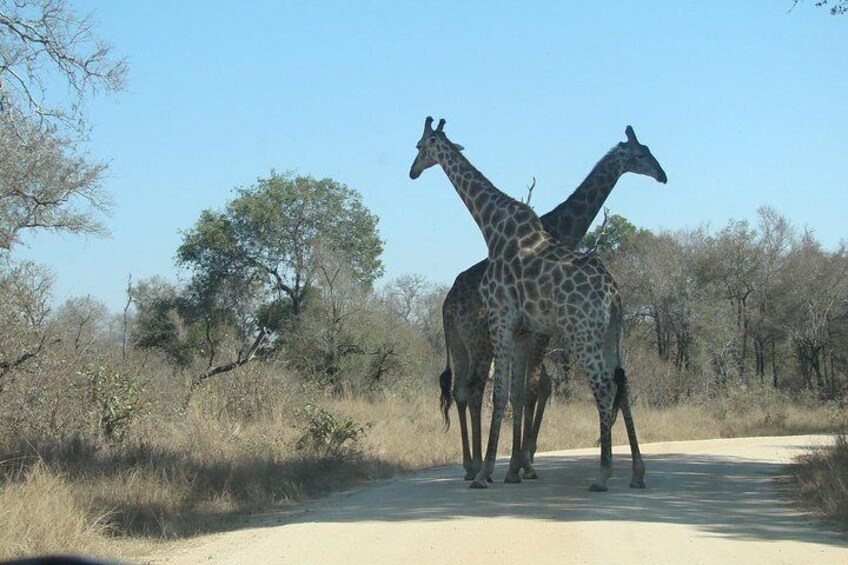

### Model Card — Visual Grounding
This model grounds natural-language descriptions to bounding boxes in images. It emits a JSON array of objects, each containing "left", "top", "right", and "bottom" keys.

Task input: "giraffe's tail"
[
  {"left": 610, "top": 295, "right": 627, "bottom": 428},
  {"left": 611, "top": 366, "right": 628, "bottom": 428},
  {"left": 439, "top": 329, "right": 453, "bottom": 431},
  {"left": 439, "top": 364, "right": 453, "bottom": 432}
]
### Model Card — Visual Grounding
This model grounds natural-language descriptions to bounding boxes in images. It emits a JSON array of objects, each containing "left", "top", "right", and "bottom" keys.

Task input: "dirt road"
[{"left": 152, "top": 435, "right": 847, "bottom": 564}]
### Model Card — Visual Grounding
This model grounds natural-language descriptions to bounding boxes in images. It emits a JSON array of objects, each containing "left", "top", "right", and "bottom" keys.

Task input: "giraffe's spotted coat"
[{"left": 410, "top": 118, "right": 664, "bottom": 490}]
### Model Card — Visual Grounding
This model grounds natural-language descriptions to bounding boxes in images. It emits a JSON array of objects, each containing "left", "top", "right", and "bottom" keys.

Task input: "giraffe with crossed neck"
[
  {"left": 438, "top": 126, "right": 666, "bottom": 481},
  {"left": 410, "top": 117, "right": 645, "bottom": 490}
]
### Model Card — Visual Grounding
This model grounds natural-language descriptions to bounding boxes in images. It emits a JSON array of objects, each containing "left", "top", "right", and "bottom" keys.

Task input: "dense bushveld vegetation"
[{"left": 2, "top": 192, "right": 847, "bottom": 560}]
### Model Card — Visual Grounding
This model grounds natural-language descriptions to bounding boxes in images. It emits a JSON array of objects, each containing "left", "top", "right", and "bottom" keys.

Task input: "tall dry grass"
[
  {"left": 0, "top": 462, "right": 112, "bottom": 558},
  {"left": 790, "top": 433, "right": 848, "bottom": 531},
  {"left": 0, "top": 365, "right": 842, "bottom": 561}
]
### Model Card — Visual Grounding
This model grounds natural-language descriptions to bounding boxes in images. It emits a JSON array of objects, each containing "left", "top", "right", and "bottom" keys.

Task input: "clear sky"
[{"left": 17, "top": 1, "right": 848, "bottom": 312}]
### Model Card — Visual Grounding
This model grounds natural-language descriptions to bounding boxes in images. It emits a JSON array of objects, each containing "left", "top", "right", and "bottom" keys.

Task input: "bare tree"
[
  {"left": 0, "top": 117, "right": 110, "bottom": 250},
  {"left": 384, "top": 274, "right": 428, "bottom": 324},
  {"left": 0, "top": 0, "right": 127, "bottom": 135},
  {"left": 0, "top": 1, "right": 126, "bottom": 251},
  {"left": 0, "top": 258, "right": 56, "bottom": 387},
  {"left": 783, "top": 235, "right": 848, "bottom": 398},
  {"left": 52, "top": 294, "right": 109, "bottom": 354},
  {"left": 0, "top": 2, "right": 126, "bottom": 379}
]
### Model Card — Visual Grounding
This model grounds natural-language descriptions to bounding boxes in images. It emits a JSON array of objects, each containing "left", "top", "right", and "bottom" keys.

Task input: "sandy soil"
[{"left": 149, "top": 435, "right": 847, "bottom": 565}]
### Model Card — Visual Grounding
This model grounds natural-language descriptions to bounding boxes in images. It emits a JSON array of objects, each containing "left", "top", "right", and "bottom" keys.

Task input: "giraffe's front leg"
[{"left": 471, "top": 352, "right": 510, "bottom": 489}]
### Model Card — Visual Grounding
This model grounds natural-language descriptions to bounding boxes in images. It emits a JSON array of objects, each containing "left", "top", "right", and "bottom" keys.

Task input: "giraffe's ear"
[{"left": 452, "top": 143, "right": 465, "bottom": 152}]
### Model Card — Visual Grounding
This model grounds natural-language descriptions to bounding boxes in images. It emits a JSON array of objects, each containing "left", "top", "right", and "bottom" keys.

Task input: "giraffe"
[
  {"left": 410, "top": 117, "right": 645, "bottom": 490},
  {"left": 440, "top": 126, "right": 667, "bottom": 481}
]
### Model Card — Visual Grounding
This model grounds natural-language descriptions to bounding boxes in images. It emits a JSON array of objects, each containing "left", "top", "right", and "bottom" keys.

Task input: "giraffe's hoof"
[
  {"left": 487, "top": 476, "right": 493, "bottom": 483},
  {"left": 470, "top": 479, "right": 489, "bottom": 489},
  {"left": 464, "top": 472, "right": 475, "bottom": 481},
  {"left": 504, "top": 472, "right": 522, "bottom": 484},
  {"left": 589, "top": 483, "right": 608, "bottom": 492},
  {"left": 522, "top": 469, "right": 539, "bottom": 480},
  {"left": 630, "top": 479, "right": 646, "bottom": 489}
]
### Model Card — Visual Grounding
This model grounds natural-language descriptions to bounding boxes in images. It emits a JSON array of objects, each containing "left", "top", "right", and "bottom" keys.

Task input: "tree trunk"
[{"left": 771, "top": 337, "right": 778, "bottom": 389}]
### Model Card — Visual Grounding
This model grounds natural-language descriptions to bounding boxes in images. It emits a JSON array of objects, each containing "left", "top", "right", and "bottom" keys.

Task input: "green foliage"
[
  {"left": 296, "top": 404, "right": 368, "bottom": 460},
  {"left": 177, "top": 171, "right": 383, "bottom": 311},
  {"left": 168, "top": 171, "right": 384, "bottom": 374},
  {"left": 579, "top": 214, "right": 646, "bottom": 257},
  {"left": 81, "top": 365, "right": 145, "bottom": 442},
  {"left": 130, "top": 276, "right": 197, "bottom": 366}
]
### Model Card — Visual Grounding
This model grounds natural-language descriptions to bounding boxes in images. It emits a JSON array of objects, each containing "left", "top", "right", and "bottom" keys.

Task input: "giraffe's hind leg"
[
  {"left": 580, "top": 349, "right": 615, "bottom": 492},
  {"left": 521, "top": 335, "right": 551, "bottom": 480},
  {"left": 521, "top": 393, "right": 538, "bottom": 480},
  {"left": 450, "top": 343, "right": 474, "bottom": 480},
  {"left": 522, "top": 365, "right": 551, "bottom": 479},
  {"left": 616, "top": 367, "right": 646, "bottom": 488},
  {"left": 455, "top": 400, "right": 473, "bottom": 480}
]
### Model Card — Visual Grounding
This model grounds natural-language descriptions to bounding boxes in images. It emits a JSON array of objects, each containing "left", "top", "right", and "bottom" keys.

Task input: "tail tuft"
[
  {"left": 614, "top": 366, "right": 627, "bottom": 387},
  {"left": 439, "top": 368, "right": 453, "bottom": 431}
]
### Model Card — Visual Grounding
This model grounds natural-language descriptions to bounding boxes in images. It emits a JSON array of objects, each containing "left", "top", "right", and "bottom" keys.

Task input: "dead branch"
[{"left": 522, "top": 176, "right": 536, "bottom": 206}]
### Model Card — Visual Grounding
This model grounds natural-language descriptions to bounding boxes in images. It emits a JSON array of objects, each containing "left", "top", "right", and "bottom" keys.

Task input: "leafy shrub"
[
  {"left": 296, "top": 404, "right": 367, "bottom": 460},
  {"left": 82, "top": 365, "right": 145, "bottom": 442}
]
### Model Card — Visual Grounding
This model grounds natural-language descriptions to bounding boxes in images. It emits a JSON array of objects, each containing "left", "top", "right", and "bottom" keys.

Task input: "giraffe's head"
[
  {"left": 409, "top": 116, "right": 463, "bottom": 179},
  {"left": 618, "top": 125, "right": 668, "bottom": 184}
]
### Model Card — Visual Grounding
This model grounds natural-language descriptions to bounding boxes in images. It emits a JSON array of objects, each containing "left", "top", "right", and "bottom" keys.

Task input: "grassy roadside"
[
  {"left": 0, "top": 389, "right": 841, "bottom": 562},
  {"left": 789, "top": 433, "right": 848, "bottom": 532}
]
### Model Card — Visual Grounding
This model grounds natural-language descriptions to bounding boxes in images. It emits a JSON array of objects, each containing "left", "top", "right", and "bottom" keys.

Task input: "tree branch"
[{"left": 190, "top": 326, "right": 268, "bottom": 391}]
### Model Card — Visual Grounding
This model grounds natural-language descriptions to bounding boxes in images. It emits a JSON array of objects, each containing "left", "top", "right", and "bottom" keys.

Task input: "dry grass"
[
  {"left": 790, "top": 433, "right": 848, "bottom": 531},
  {"left": 0, "top": 462, "right": 114, "bottom": 561},
  {"left": 0, "top": 378, "right": 841, "bottom": 562}
]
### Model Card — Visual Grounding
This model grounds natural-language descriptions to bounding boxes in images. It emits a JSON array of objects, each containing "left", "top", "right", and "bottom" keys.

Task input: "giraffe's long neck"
[
  {"left": 540, "top": 148, "right": 626, "bottom": 248},
  {"left": 435, "top": 140, "right": 550, "bottom": 261}
]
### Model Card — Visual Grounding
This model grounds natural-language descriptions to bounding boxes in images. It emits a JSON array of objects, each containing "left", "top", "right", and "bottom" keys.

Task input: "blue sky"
[{"left": 17, "top": 1, "right": 848, "bottom": 312}]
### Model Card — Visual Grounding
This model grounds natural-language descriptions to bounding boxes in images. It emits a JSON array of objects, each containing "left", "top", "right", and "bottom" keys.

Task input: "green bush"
[
  {"left": 81, "top": 365, "right": 145, "bottom": 442},
  {"left": 295, "top": 404, "right": 367, "bottom": 461}
]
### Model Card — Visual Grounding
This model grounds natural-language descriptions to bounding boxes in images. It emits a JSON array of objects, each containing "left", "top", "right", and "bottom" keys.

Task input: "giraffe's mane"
[
  {"left": 544, "top": 143, "right": 620, "bottom": 217},
  {"left": 445, "top": 138, "right": 537, "bottom": 217}
]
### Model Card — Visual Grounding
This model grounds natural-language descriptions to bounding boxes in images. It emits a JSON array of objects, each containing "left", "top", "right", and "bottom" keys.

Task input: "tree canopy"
[
  {"left": 177, "top": 171, "right": 384, "bottom": 320},
  {"left": 148, "top": 172, "right": 385, "bottom": 384}
]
